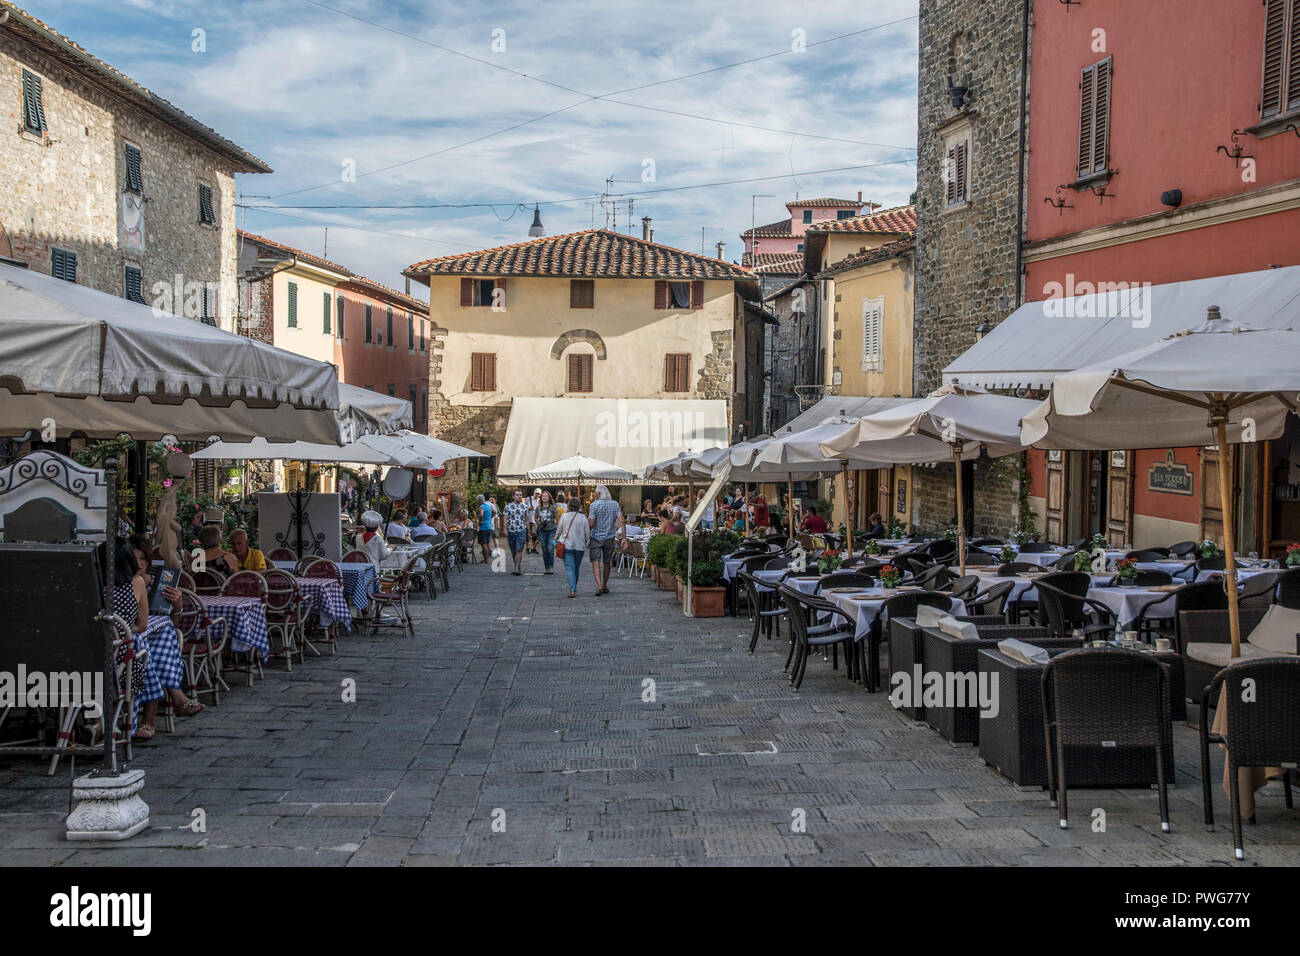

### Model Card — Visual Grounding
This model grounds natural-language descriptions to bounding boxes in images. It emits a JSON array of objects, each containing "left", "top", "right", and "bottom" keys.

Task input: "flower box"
[{"left": 689, "top": 586, "right": 726, "bottom": 617}]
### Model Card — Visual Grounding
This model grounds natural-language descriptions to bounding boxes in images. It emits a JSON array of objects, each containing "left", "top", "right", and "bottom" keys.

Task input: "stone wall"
[
  {"left": 763, "top": 282, "right": 822, "bottom": 431},
  {"left": 0, "top": 31, "right": 244, "bottom": 328},
  {"left": 698, "top": 327, "right": 735, "bottom": 438}
]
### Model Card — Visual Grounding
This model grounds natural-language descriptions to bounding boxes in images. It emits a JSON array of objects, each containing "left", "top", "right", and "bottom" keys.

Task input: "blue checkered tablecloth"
[
  {"left": 296, "top": 577, "right": 352, "bottom": 630},
  {"left": 144, "top": 616, "right": 185, "bottom": 690},
  {"left": 199, "top": 596, "right": 270, "bottom": 658},
  {"left": 338, "top": 564, "right": 378, "bottom": 611}
]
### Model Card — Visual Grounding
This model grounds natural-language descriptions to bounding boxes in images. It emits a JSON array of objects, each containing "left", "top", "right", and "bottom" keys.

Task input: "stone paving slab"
[{"left": 2, "top": 550, "right": 1297, "bottom": 866}]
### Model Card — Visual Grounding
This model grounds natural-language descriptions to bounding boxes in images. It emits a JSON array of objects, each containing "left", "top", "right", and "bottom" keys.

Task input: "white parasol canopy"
[
  {"left": 526, "top": 454, "right": 635, "bottom": 483},
  {"left": 337, "top": 384, "right": 413, "bottom": 441},
  {"left": 1020, "top": 316, "right": 1300, "bottom": 657},
  {"left": 355, "top": 430, "right": 485, "bottom": 470},
  {"left": 0, "top": 261, "right": 340, "bottom": 443},
  {"left": 189, "top": 437, "right": 390, "bottom": 464}
]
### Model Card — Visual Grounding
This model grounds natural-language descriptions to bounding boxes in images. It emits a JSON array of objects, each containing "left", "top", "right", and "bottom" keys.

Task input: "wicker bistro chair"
[
  {"left": 1163, "top": 580, "right": 1229, "bottom": 656},
  {"left": 738, "top": 569, "right": 788, "bottom": 653},
  {"left": 1199, "top": 658, "right": 1300, "bottom": 860},
  {"left": 294, "top": 555, "right": 324, "bottom": 575},
  {"left": 969, "top": 538, "right": 1004, "bottom": 549},
  {"left": 48, "top": 613, "right": 139, "bottom": 774},
  {"left": 1176, "top": 607, "right": 1269, "bottom": 710},
  {"left": 1276, "top": 568, "right": 1300, "bottom": 609},
  {"left": 963, "top": 551, "right": 997, "bottom": 567},
  {"left": 1018, "top": 542, "right": 1055, "bottom": 553},
  {"left": 909, "top": 564, "right": 951, "bottom": 591},
  {"left": 1042, "top": 647, "right": 1174, "bottom": 831},
  {"left": 263, "top": 569, "right": 312, "bottom": 670},
  {"left": 299, "top": 559, "right": 346, "bottom": 654},
  {"left": 443, "top": 529, "right": 464, "bottom": 573},
  {"left": 266, "top": 548, "right": 295, "bottom": 563},
  {"left": 221, "top": 570, "right": 268, "bottom": 601},
  {"left": 368, "top": 556, "right": 417, "bottom": 638},
  {"left": 1031, "top": 573, "right": 1122, "bottom": 640},
  {"left": 1133, "top": 569, "right": 1174, "bottom": 587},
  {"left": 920, "top": 624, "right": 1081, "bottom": 745},
  {"left": 817, "top": 571, "right": 875, "bottom": 591},
  {"left": 730, "top": 553, "right": 775, "bottom": 616},
  {"left": 944, "top": 574, "right": 979, "bottom": 601},
  {"left": 866, "top": 592, "right": 953, "bottom": 693},
  {"left": 172, "top": 588, "right": 229, "bottom": 704},
  {"left": 1053, "top": 551, "right": 1082, "bottom": 571},
  {"left": 887, "top": 614, "right": 1023, "bottom": 721},
  {"left": 1169, "top": 540, "right": 1198, "bottom": 558},
  {"left": 1238, "top": 570, "right": 1281, "bottom": 610},
  {"left": 430, "top": 539, "right": 454, "bottom": 592},
  {"left": 998, "top": 561, "right": 1043, "bottom": 576},
  {"left": 967, "top": 579, "right": 1015, "bottom": 618},
  {"left": 341, "top": 550, "right": 371, "bottom": 564},
  {"left": 927, "top": 539, "right": 957, "bottom": 564},
  {"left": 777, "top": 584, "right": 856, "bottom": 691},
  {"left": 1196, "top": 555, "right": 1227, "bottom": 573},
  {"left": 191, "top": 569, "right": 224, "bottom": 595},
  {"left": 1127, "top": 548, "right": 1171, "bottom": 561}
]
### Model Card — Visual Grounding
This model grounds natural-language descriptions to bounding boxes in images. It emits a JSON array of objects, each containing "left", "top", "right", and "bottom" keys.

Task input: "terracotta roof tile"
[
  {"left": 238, "top": 231, "right": 353, "bottom": 277},
  {"left": 1, "top": 1, "right": 271, "bottom": 173},
  {"left": 816, "top": 238, "right": 915, "bottom": 277},
  {"left": 404, "top": 229, "right": 752, "bottom": 280},
  {"left": 740, "top": 218, "right": 792, "bottom": 239},
  {"left": 785, "top": 197, "right": 866, "bottom": 208},
  {"left": 806, "top": 204, "right": 916, "bottom": 235},
  {"left": 743, "top": 252, "right": 803, "bottom": 273},
  {"left": 341, "top": 275, "right": 429, "bottom": 313}
]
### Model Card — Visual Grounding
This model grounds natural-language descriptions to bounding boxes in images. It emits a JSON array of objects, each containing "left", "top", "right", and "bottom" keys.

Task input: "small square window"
[
  {"left": 667, "top": 281, "right": 691, "bottom": 309},
  {"left": 51, "top": 247, "right": 76, "bottom": 282},
  {"left": 802, "top": 210, "right": 813, "bottom": 224},
  {"left": 476, "top": 279, "right": 496, "bottom": 305},
  {"left": 124, "top": 266, "right": 144, "bottom": 304}
]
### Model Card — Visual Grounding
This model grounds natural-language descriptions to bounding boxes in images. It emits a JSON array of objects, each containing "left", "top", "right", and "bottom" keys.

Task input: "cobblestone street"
[{"left": 2, "top": 554, "right": 1297, "bottom": 867}]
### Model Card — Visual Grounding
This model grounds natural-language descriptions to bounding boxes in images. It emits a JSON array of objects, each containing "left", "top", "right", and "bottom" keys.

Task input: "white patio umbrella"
[
  {"left": 1020, "top": 315, "right": 1300, "bottom": 658},
  {"left": 0, "top": 261, "right": 340, "bottom": 443},
  {"left": 356, "top": 430, "right": 485, "bottom": 470},
  {"left": 190, "top": 437, "right": 390, "bottom": 465},
  {"left": 817, "top": 385, "right": 1042, "bottom": 572},
  {"left": 526, "top": 454, "right": 635, "bottom": 483},
  {"left": 337, "top": 383, "right": 413, "bottom": 441}
]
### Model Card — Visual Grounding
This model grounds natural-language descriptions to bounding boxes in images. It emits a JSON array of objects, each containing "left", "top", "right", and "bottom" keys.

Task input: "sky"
[{"left": 23, "top": 0, "right": 919, "bottom": 287}]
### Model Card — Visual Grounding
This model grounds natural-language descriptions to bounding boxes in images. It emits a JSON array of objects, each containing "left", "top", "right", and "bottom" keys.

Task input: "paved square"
[{"left": 1, "top": 554, "right": 1296, "bottom": 866}]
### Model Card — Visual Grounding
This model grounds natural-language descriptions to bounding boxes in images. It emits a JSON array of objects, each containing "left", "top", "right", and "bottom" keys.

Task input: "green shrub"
[
  {"left": 646, "top": 533, "right": 677, "bottom": 568},
  {"left": 710, "top": 528, "right": 740, "bottom": 557},
  {"left": 690, "top": 557, "right": 724, "bottom": 588}
]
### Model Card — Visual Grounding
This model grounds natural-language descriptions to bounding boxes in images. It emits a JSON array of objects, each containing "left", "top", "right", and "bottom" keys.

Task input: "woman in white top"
[
  {"left": 556, "top": 500, "right": 591, "bottom": 598},
  {"left": 354, "top": 510, "right": 394, "bottom": 568}
]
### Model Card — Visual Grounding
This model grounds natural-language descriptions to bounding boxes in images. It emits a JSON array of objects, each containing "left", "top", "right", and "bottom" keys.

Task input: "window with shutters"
[
  {"left": 198, "top": 184, "right": 215, "bottom": 224},
  {"left": 21, "top": 70, "right": 46, "bottom": 134},
  {"left": 567, "top": 352, "right": 593, "bottom": 392},
  {"left": 570, "top": 279, "right": 594, "bottom": 308},
  {"left": 664, "top": 353, "right": 691, "bottom": 392},
  {"left": 1076, "top": 57, "right": 1113, "bottom": 181},
  {"left": 364, "top": 304, "right": 372, "bottom": 342},
  {"left": 944, "top": 130, "right": 970, "bottom": 209},
  {"left": 470, "top": 353, "right": 497, "bottom": 391},
  {"left": 802, "top": 210, "right": 813, "bottom": 223},
  {"left": 201, "top": 285, "right": 216, "bottom": 325},
  {"left": 336, "top": 296, "right": 346, "bottom": 339},
  {"left": 407, "top": 312, "right": 415, "bottom": 350},
  {"left": 323, "top": 292, "right": 332, "bottom": 333},
  {"left": 124, "top": 144, "right": 143, "bottom": 194},
  {"left": 387, "top": 384, "right": 395, "bottom": 397},
  {"left": 462, "top": 278, "right": 502, "bottom": 307},
  {"left": 287, "top": 281, "right": 298, "bottom": 327},
  {"left": 409, "top": 385, "right": 418, "bottom": 411},
  {"left": 124, "top": 266, "right": 144, "bottom": 304},
  {"left": 419, "top": 320, "right": 425, "bottom": 352},
  {"left": 861, "top": 296, "right": 884, "bottom": 372},
  {"left": 386, "top": 307, "right": 394, "bottom": 347},
  {"left": 51, "top": 248, "right": 76, "bottom": 282},
  {"left": 1260, "top": 0, "right": 1300, "bottom": 121}
]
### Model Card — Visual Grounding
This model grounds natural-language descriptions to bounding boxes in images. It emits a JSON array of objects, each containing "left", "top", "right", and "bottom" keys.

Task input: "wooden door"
[
  {"left": 1045, "top": 452, "right": 1066, "bottom": 544},
  {"left": 1201, "top": 444, "right": 1227, "bottom": 545},
  {"left": 1106, "top": 451, "right": 1132, "bottom": 547},
  {"left": 878, "top": 467, "right": 893, "bottom": 525}
]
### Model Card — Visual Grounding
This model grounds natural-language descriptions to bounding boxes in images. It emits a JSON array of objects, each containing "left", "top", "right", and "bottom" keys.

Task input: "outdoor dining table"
[
  {"left": 980, "top": 546, "right": 1066, "bottom": 567},
  {"left": 1194, "top": 565, "right": 1279, "bottom": 584},
  {"left": 1085, "top": 584, "right": 1181, "bottom": 629},
  {"left": 751, "top": 569, "right": 820, "bottom": 595},
  {"left": 293, "top": 576, "right": 352, "bottom": 630},
  {"left": 268, "top": 560, "right": 377, "bottom": 611},
  {"left": 198, "top": 595, "right": 270, "bottom": 659},
  {"left": 131, "top": 615, "right": 186, "bottom": 732},
  {"left": 823, "top": 588, "right": 968, "bottom": 642}
]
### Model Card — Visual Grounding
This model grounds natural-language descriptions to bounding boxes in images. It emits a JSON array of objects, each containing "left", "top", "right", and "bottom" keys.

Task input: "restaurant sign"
[
  {"left": 1147, "top": 450, "right": 1194, "bottom": 496},
  {"left": 895, "top": 478, "right": 907, "bottom": 516}
]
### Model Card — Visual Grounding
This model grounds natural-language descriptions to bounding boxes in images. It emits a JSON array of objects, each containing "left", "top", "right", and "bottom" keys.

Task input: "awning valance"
[
  {"left": 497, "top": 397, "right": 728, "bottom": 479},
  {"left": 942, "top": 265, "right": 1300, "bottom": 390}
]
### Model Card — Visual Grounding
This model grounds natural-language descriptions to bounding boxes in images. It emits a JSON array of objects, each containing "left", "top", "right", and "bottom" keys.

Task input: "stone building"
[
  {"left": 403, "top": 227, "right": 761, "bottom": 510},
  {"left": 911, "top": 0, "right": 1031, "bottom": 536},
  {"left": 0, "top": 4, "right": 270, "bottom": 329}
]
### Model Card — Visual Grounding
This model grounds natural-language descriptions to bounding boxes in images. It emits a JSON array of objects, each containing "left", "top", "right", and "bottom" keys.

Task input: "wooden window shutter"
[
  {"left": 654, "top": 280, "right": 668, "bottom": 309},
  {"left": 1077, "top": 63, "right": 1096, "bottom": 177},
  {"left": 51, "top": 248, "right": 76, "bottom": 282},
  {"left": 124, "top": 266, "right": 143, "bottom": 304},
  {"left": 471, "top": 353, "right": 482, "bottom": 391},
  {"left": 124, "top": 144, "right": 143, "bottom": 193},
  {"left": 1288, "top": 0, "right": 1300, "bottom": 113},
  {"left": 485, "top": 353, "right": 497, "bottom": 390},
  {"left": 337, "top": 296, "right": 345, "bottom": 338},
  {"left": 954, "top": 141, "right": 968, "bottom": 203},
  {"left": 22, "top": 70, "right": 46, "bottom": 133},
  {"left": 1262, "top": 0, "right": 1288, "bottom": 118},
  {"left": 408, "top": 312, "right": 415, "bottom": 349},
  {"left": 1078, "top": 58, "right": 1111, "bottom": 178},
  {"left": 386, "top": 306, "right": 394, "bottom": 344},
  {"left": 460, "top": 277, "right": 473, "bottom": 306},
  {"left": 287, "top": 281, "right": 298, "bottom": 326},
  {"left": 568, "top": 353, "right": 592, "bottom": 392},
  {"left": 323, "top": 291, "right": 331, "bottom": 332},
  {"left": 690, "top": 280, "right": 704, "bottom": 310},
  {"left": 199, "top": 184, "right": 215, "bottom": 223},
  {"left": 945, "top": 146, "right": 957, "bottom": 205},
  {"left": 664, "top": 354, "right": 675, "bottom": 392}
]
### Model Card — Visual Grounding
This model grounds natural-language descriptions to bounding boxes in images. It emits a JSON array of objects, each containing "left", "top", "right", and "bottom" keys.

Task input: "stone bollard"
[{"left": 66, "top": 768, "right": 150, "bottom": 841}]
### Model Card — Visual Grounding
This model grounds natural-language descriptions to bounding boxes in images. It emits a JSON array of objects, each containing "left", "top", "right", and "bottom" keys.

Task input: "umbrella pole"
[
  {"left": 952, "top": 445, "right": 967, "bottom": 576},
  {"left": 1214, "top": 415, "right": 1242, "bottom": 658},
  {"left": 787, "top": 474, "right": 794, "bottom": 537},
  {"left": 744, "top": 482, "right": 751, "bottom": 538}
]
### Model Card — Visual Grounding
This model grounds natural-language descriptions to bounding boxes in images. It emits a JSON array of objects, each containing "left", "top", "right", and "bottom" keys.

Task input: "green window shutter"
[
  {"left": 124, "top": 266, "right": 144, "bottom": 303},
  {"left": 198, "top": 184, "right": 215, "bottom": 223},
  {"left": 124, "top": 144, "right": 143, "bottom": 193},
  {"left": 408, "top": 312, "right": 414, "bottom": 349},
  {"left": 287, "top": 281, "right": 298, "bottom": 327},
  {"left": 386, "top": 307, "right": 393, "bottom": 344},
  {"left": 365, "top": 304, "right": 372, "bottom": 341},
  {"left": 323, "top": 291, "right": 332, "bottom": 333},
  {"left": 22, "top": 70, "right": 46, "bottom": 133},
  {"left": 336, "top": 296, "right": 345, "bottom": 338}
]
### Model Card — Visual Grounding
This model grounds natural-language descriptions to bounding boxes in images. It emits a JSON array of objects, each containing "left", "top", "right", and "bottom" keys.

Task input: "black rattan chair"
[
  {"left": 1238, "top": 571, "right": 1280, "bottom": 610},
  {"left": 963, "top": 551, "right": 997, "bottom": 567},
  {"left": 866, "top": 591, "right": 952, "bottom": 693},
  {"left": 998, "top": 561, "right": 1042, "bottom": 576},
  {"left": 1277, "top": 568, "right": 1300, "bottom": 609},
  {"left": 967, "top": 579, "right": 1015, "bottom": 617},
  {"left": 1169, "top": 540, "right": 1197, "bottom": 558},
  {"left": 1134, "top": 569, "right": 1174, "bottom": 587},
  {"left": 1126, "top": 548, "right": 1171, "bottom": 560},
  {"left": 1199, "top": 658, "right": 1300, "bottom": 860},
  {"left": 945, "top": 574, "right": 979, "bottom": 600},
  {"left": 1043, "top": 647, "right": 1172, "bottom": 832},
  {"left": 1196, "top": 555, "right": 1226, "bottom": 573},
  {"left": 818, "top": 570, "right": 875, "bottom": 591},
  {"left": 739, "top": 569, "right": 786, "bottom": 653},
  {"left": 778, "top": 585, "right": 855, "bottom": 691},
  {"left": 1019, "top": 542, "right": 1054, "bottom": 553}
]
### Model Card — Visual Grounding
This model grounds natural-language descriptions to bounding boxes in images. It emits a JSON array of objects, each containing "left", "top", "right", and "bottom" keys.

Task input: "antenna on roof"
[{"left": 323, "top": 227, "right": 328, "bottom": 259}]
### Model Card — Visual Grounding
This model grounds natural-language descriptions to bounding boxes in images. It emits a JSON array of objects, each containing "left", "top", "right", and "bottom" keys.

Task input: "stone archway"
[{"left": 549, "top": 329, "right": 608, "bottom": 360}]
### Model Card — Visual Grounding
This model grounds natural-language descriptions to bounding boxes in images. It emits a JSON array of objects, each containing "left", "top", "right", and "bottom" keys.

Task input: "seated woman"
[
  {"left": 386, "top": 510, "right": 412, "bottom": 542},
  {"left": 229, "top": 528, "right": 266, "bottom": 571},
  {"left": 640, "top": 498, "right": 657, "bottom": 521},
  {"left": 197, "top": 524, "right": 238, "bottom": 577},
  {"left": 454, "top": 509, "right": 474, "bottom": 530},
  {"left": 355, "top": 510, "right": 394, "bottom": 567},
  {"left": 864, "top": 512, "right": 887, "bottom": 538}
]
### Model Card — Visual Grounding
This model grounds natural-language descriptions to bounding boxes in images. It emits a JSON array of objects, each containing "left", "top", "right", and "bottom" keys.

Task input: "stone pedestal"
[{"left": 65, "top": 768, "right": 150, "bottom": 841}]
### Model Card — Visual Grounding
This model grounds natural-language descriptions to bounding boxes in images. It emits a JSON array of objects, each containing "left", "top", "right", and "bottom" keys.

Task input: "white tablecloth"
[
  {"left": 751, "top": 569, "right": 820, "bottom": 595},
  {"left": 1194, "top": 566, "right": 1279, "bottom": 584},
  {"left": 1086, "top": 586, "right": 1179, "bottom": 627},
  {"left": 823, "top": 589, "right": 967, "bottom": 642}
]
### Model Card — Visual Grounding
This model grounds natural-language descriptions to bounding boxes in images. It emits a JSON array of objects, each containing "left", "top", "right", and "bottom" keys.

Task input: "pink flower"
[{"left": 162, "top": 478, "right": 173, "bottom": 489}]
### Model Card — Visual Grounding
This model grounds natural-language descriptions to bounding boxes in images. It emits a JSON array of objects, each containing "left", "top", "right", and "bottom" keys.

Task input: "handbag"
[{"left": 555, "top": 513, "right": 571, "bottom": 558}]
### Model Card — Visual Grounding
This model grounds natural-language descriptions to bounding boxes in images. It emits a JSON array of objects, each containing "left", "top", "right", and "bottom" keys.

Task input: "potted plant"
[
  {"left": 688, "top": 557, "right": 726, "bottom": 616},
  {"left": 1000, "top": 544, "right": 1017, "bottom": 564},
  {"left": 646, "top": 534, "right": 677, "bottom": 590},
  {"left": 1073, "top": 550, "right": 1093, "bottom": 573},
  {"left": 878, "top": 563, "right": 903, "bottom": 592},
  {"left": 864, "top": 538, "right": 881, "bottom": 555},
  {"left": 1090, "top": 532, "right": 1107, "bottom": 550},
  {"left": 1286, "top": 543, "right": 1300, "bottom": 567},
  {"left": 1114, "top": 557, "right": 1139, "bottom": 586},
  {"left": 223, "top": 465, "right": 241, "bottom": 486},
  {"left": 817, "top": 549, "right": 842, "bottom": 574},
  {"left": 1010, "top": 529, "right": 1029, "bottom": 546},
  {"left": 1200, "top": 538, "right": 1219, "bottom": 559},
  {"left": 888, "top": 518, "right": 907, "bottom": 539}
]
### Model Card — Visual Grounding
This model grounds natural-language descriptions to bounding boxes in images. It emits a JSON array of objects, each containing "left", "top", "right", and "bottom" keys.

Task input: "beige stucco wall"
[
  {"left": 0, "top": 31, "right": 242, "bottom": 328},
  {"left": 273, "top": 264, "right": 342, "bottom": 367},
  {"left": 818, "top": 232, "right": 903, "bottom": 272},
  {"left": 828, "top": 255, "right": 914, "bottom": 400},
  {"left": 428, "top": 276, "right": 736, "bottom": 403}
]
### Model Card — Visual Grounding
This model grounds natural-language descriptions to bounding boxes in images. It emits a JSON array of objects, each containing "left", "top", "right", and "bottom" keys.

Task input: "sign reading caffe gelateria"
[{"left": 1147, "top": 450, "right": 1194, "bottom": 496}]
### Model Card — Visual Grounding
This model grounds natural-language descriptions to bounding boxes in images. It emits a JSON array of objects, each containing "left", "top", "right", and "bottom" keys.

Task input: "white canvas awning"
[
  {"left": 0, "top": 261, "right": 340, "bottom": 442},
  {"left": 189, "top": 438, "right": 391, "bottom": 464},
  {"left": 497, "top": 398, "right": 729, "bottom": 479},
  {"left": 943, "top": 265, "right": 1300, "bottom": 390},
  {"left": 775, "top": 395, "right": 912, "bottom": 434},
  {"left": 337, "top": 383, "right": 412, "bottom": 441}
]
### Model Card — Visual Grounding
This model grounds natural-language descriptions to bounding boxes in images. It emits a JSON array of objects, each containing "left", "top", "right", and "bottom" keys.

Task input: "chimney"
[
  {"left": 642, "top": 216, "right": 652, "bottom": 241},
  {"left": 716, "top": 241, "right": 725, "bottom": 259},
  {"left": 857, "top": 190, "right": 862, "bottom": 202},
  {"left": 649, "top": 228, "right": 654, "bottom": 243}
]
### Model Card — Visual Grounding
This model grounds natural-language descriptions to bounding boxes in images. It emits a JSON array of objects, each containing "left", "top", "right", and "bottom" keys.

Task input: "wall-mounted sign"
[
  {"left": 1047, "top": 449, "right": 1063, "bottom": 462},
  {"left": 1147, "top": 449, "right": 1194, "bottom": 496},
  {"left": 895, "top": 478, "right": 907, "bottom": 516},
  {"left": 1110, "top": 450, "right": 1127, "bottom": 469}
]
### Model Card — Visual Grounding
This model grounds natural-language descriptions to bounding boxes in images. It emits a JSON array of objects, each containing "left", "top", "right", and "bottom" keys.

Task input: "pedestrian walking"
[
  {"left": 556, "top": 497, "right": 590, "bottom": 598},
  {"left": 503, "top": 488, "right": 530, "bottom": 575},
  {"left": 535, "top": 491, "right": 559, "bottom": 574},
  {"left": 475, "top": 494, "right": 494, "bottom": 563},
  {"left": 526, "top": 487, "right": 542, "bottom": 553},
  {"left": 587, "top": 484, "right": 624, "bottom": 596}
]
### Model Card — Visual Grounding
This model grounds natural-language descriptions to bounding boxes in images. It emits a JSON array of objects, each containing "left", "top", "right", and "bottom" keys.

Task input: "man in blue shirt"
[
  {"left": 587, "top": 484, "right": 625, "bottom": 596},
  {"left": 475, "top": 494, "right": 495, "bottom": 564}
]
